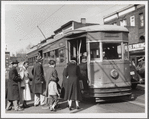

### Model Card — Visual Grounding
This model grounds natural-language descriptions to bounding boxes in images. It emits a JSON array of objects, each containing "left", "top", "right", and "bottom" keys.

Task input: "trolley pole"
[{"left": 37, "top": 25, "right": 46, "bottom": 39}]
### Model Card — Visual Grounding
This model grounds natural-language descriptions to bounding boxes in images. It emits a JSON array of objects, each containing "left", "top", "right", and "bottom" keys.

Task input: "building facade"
[{"left": 103, "top": 4, "right": 145, "bottom": 66}]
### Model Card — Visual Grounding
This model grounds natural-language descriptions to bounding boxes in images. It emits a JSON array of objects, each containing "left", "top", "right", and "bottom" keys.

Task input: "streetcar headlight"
[{"left": 110, "top": 69, "right": 119, "bottom": 79}]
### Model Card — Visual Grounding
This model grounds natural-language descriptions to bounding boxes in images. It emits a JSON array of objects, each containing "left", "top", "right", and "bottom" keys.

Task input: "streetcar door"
[
  {"left": 87, "top": 41, "right": 102, "bottom": 87},
  {"left": 67, "top": 37, "right": 86, "bottom": 63}
]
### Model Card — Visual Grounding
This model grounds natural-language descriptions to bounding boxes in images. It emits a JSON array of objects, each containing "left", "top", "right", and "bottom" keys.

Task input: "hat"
[
  {"left": 48, "top": 60, "right": 56, "bottom": 65},
  {"left": 11, "top": 60, "right": 19, "bottom": 64},
  {"left": 36, "top": 56, "right": 43, "bottom": 62},
  {"left": 82, "top": 56, "right": 87, "bottom": 63}
]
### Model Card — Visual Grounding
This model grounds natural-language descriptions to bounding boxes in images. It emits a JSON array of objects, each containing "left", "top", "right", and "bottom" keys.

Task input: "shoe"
[
  {"left": 23, "top": 104, "right": 30, "bottom": 108},
  {"left": 6, "top": 108, "right": 12, "bottom": 111},
  {"left": 34, "top": 104, "right": 40, "bottom": 107},
  {"left": 14, "top": 107, "right": 24, "bottom": 111},
  {"left": 76, "top": 106, "right": 80, "bottom": 109},
  {"left": 69, "top": 106, "right": 72, "bottom": 110}
]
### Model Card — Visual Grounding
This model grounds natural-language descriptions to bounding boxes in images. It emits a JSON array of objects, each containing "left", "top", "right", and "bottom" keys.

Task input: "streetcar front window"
[
  {"left": 90, "top": 42, "right": 100, "bottom": 61},
  {"left": 102, "top": 43, "right": 122, "bottom": 60},
  {"left": 123, "top": 42, "right": 129, "bottom": 60}
]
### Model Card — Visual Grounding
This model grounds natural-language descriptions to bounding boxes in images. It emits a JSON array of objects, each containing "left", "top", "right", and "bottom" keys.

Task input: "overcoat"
[
  {"left": 7, "top": 67, "right": 21, "bottom": 100},
  {"left": 32, "top": 62, "right": 45, "bottom": 94},
  {"left": 61, "top": 68, "right": 68, "bottom": 98},
  {"left": 79, "top": 62, "right": 89, "bottom": 90},
  {"left": 64, "top": 62, "right": 82, "bottom": 101}
]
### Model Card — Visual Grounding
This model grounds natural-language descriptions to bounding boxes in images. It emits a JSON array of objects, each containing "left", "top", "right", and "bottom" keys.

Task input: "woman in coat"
[
  {"left": 60, "top": 63, "right": 69, "bottom": 106},
  {"left": 64, "top": 57, "right": 82, "bottom": 110},
  {"left": 19, "top": 61, "right": 31, "bottom": 108},
  {"left": 6, "top": 60, "right": 23, "bottom": 111}
]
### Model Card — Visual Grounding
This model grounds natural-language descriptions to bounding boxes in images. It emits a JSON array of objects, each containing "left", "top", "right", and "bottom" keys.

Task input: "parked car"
[
  {"left": 129, "top": 62, "right": 142, "bottom": 89},
  {"left": 136, "top": 60, "right": 145, "bottom": 84}
]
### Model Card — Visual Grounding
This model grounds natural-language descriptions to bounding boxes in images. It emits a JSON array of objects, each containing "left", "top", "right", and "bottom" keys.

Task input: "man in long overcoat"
[
  {"left": 6, "top": 60, "right": 23, "bottom": 111},
  {"left": 32, "top": 57, "right": 45, "bottom": 106}
]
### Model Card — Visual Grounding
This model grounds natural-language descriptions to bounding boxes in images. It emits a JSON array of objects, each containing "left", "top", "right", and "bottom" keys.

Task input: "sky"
[{"left": 2, "top": 1, "right": 137, "bottom": 56}]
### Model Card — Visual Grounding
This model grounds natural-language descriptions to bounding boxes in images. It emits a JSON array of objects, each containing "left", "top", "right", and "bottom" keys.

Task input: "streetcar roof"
[{"left": 64, "top": 25, "right": 129, "bottom": 36}]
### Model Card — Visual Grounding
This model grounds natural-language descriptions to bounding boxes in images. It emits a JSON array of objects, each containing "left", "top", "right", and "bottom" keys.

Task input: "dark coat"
[
  {"left": 7, "top": 67, "right": 21, "bottom": 101},
  {"left": 64, "top": 62, "right": 82, "bottom": 101},
  {"left": 61, "top": 68, "right": 68, "bottom": 98},
  {"left": 32, "top": 62, "right": 45, "bottom": 94},
  {"left": 79, "top": 62, "right": 89, "bottom": 90}
]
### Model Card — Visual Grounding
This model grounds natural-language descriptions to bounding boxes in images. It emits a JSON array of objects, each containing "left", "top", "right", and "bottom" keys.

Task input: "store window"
[
  {"left": 130, "top": 15, "right": 135, "bottom": 26},
  {"left": 139, "top": 13, "right": 144, "bottom": 27}
]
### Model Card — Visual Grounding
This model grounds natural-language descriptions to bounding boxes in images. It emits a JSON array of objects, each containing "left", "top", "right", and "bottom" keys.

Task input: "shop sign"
[{"left": 129, "top": 42, "right": 145, "bottom": 51}]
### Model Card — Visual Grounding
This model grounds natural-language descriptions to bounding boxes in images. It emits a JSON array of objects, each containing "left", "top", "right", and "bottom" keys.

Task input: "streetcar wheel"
[{"left": 131, "top": 83, "right": 137, "bottom": 89}]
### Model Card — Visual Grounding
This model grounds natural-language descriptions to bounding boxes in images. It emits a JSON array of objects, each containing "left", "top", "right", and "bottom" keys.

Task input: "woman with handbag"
[
  {"left": 19, "top": 61, "right": 31, "bottom": 108},
  {"left": 64, "top": 57, "right": 82, "bottom": 110}
]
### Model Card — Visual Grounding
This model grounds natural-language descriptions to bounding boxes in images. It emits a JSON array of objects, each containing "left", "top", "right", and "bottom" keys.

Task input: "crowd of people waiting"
[{"left": 5, "top": 53, "right": 88, "bottom": 112}]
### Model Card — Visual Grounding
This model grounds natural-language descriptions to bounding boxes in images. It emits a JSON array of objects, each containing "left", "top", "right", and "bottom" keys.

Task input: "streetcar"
[{"left": 27, "top": 25, "right": 132, "bottom": 99}]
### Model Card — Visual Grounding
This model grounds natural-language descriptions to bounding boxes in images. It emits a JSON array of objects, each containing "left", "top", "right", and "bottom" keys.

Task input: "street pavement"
[{"left": 6, "top": 84, "right": 145, "bottom": 114}]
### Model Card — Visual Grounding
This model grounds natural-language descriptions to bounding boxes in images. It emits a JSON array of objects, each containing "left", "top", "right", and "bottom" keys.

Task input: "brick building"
[{"left": 103, "top": 4, "right": 145, "bottom": 65}]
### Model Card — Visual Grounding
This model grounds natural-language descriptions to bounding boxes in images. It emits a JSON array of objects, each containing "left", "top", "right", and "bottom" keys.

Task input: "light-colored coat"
[{"left": 20, "top": 66, "right": 31, "bottom": 101}]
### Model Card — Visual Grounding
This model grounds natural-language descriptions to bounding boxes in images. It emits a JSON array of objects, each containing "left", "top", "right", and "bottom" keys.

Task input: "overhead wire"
[
  {"left": 21, "top": 4, "right": 124, "bottom": 41},
  {"left": 21, "top": 5, "right": 65, "bottom": 40}
]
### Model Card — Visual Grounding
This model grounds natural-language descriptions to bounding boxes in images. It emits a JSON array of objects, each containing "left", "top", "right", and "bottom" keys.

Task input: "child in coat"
[{"left": 48, "top": 60, "right": 60, "bottom": 111}]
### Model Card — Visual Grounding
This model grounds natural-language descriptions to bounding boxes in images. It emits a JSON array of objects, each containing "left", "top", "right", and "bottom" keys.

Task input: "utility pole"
[{"left": 37, "top": 25, "right": 46, "bottom": 39}]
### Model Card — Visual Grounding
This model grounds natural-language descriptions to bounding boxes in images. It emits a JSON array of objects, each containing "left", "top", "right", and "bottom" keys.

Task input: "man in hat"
[
  {"left": 6, "top": 60, "right": 23, "bottom": 111},
  {"left": 32, "top": 56, "right": 45, "bottom": 106}
]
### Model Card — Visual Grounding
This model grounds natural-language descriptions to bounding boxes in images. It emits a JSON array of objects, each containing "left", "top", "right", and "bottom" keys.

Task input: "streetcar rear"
[{"left": 65, "top": 25, "right": 132, "bottom": 99}]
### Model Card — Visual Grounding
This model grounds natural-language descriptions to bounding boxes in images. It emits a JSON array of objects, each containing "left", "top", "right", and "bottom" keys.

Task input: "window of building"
[
  {"left": 139, "top": 36, "right": 145, "bottom": 43},
  {"left": 130, "top": 15, "right": 135, "bottom": 26},
  {"left": 139, "top": 13, "right": 144, "bottom": 27},
  {"left": 120, "top": 19, "right": 127, "bottom": 26}
]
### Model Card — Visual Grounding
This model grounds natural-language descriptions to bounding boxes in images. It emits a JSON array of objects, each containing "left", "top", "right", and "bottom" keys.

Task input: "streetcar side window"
[
  {"left": 103, "top": 43, "right": 122, "bottom": 60},
  {"left": 59, "top": 49, "right": 65, "bottom": 63},
  {"left": 90, "top": 42, "right": 100, "bottom": 61}
]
